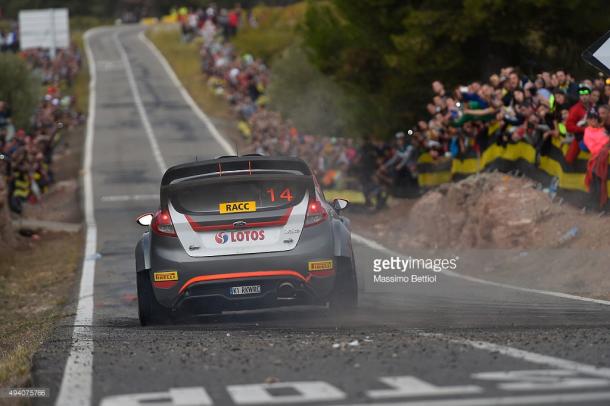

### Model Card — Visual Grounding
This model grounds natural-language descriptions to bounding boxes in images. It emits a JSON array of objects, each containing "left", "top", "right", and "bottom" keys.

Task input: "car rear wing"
[
  {"left": 161, "top": 156, "right": 312, "bottom": 186},
  {"left": 159, "top": 156, "right": 315, "bottom": 208}
]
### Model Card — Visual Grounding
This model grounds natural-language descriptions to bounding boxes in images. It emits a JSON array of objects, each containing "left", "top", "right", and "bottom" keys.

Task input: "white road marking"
[
  {"left": 96, "top": 60, "right": 124, "bottom": 71},
  {"left": 55, "top": 27, "right": 105, "bottom": 406},
  {"left": 422, "top": 333, "right": 610, "bottom": 379},
  {"left": 351, "top": 233, "right": 610, "bottom": 306},
  {"left": 443, "top": 271, "right": 610, "bottom": 306},
  {"left": 100, "top": 383, "right": 610, "bottom": 406},
  {"left": 113, "top": 31, "right": 168, "bottom": 174},
  {"left": 138, "top": 31, "right": 235, "bottom": 156},
  {"left": 472, "top": 369, "right": 610, "bottom": 391},
  {"left": 227, "top": 381, "right": 346, "bottom": 404},
  {"left": 100, "top": 387, "right": 213, "bottom": 406},
  {"left": 100, "top": 194, "right": 158, "bottom": 202},
  {"left": 339, "top": 391, "right": 610, "bottom": 406},
  {"left": 367, "top": 376, "right": 481, "bottom": 399},
  {"left": 170, "top": 387, "right": 213, "bottom": 406}
]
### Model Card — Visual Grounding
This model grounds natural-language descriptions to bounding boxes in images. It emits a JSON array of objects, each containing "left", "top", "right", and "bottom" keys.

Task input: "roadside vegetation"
[
  {"left": 146, "top": 26, "right": 234, "bottom": 119},
  {"left": 0, "top": 233, "right": 82, "bottom": 389},
  {"left": 231, "top": 2, "right": 305, "bottom": 61},
  {"left": 0, "top": 17, "right": 104, "bottom": 390},
  {"left": 0, "top": 55, "right": 40, "bottom": 129}
]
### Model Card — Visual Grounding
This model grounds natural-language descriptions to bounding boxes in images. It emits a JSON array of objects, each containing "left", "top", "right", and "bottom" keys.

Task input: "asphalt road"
[{"left": 31, "top": 26, "right": 610, "bottom": 406}]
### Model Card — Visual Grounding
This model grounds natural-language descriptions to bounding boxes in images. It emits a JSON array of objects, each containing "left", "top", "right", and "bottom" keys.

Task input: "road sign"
[
  {"left": 18, "top": 8, "right": 70, "bottom": 57},
  {"left": 583, "top": 30, "right": 610, "bottom": 76}
]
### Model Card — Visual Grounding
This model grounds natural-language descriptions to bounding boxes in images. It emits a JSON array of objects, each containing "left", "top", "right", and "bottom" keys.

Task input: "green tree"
[
  {"left": 303, "top": 0, "right": 610, "bottom": 137},
  {"left": 268, "top": 44, "right": 357, "bottom": 137},
  {"left": 0, "top": 53, "right": 40, "bottom": 129}
]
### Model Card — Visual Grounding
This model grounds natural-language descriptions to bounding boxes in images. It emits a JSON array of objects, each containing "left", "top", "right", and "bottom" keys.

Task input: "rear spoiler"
[
  {"left": 161, "top": 156, "right": 312, "bottom": 187},
  {"left": 159, "top": 156, "right": 315, "bottom": 208}
]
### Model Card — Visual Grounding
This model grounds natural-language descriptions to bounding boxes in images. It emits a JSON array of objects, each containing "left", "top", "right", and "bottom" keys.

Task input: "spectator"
[
  {"left": 0, "top": 37, "right": 83, "bottom": 214},
  {"left": 565, "top": 85, "right": 591, "bottom": 164},
  {"left": 583, "top": 108, "right": 609, "bottom": 208}
]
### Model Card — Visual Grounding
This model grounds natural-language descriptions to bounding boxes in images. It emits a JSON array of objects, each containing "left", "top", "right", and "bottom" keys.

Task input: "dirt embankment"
[
  {"left": 349, "top": 173, "right": 610, "bottom": 299},
  {"left": 351, "top": 173, "right": 610, "bottom": 250}
]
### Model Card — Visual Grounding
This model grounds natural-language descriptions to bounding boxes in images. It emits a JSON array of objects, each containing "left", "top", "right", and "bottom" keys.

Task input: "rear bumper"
[
  {"left": 147, "top": 224, "right": 337, "bottom": 312},
  {"left": 176, "top": 274, "right": 321, "bottom": 313}
]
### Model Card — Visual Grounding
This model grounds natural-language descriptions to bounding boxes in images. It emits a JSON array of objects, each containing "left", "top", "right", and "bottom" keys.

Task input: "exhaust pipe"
[{"left": 277, "top": 282, "right": 296, "bottom": 299}]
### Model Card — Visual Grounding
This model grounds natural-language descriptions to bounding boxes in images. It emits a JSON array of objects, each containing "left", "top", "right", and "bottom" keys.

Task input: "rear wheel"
[
  {"left": 329, "top": 257, "right": 358, "bottom": 314},
  {"left": 137, "top": 270, "right": 172, "bottom": 326}
]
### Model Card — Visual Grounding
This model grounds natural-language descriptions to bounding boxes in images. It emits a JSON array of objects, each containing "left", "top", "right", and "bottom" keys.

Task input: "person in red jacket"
[
  {"left": 565, "top": 85, "right": 592, "bottom": 164},
  {"left": 583, "top": 109, "right": 609, "bottom": 208}
]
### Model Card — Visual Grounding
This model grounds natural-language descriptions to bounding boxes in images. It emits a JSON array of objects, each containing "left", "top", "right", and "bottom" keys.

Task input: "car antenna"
[{"left": 235, "top": 141, "right": 239, "bottom": 156}]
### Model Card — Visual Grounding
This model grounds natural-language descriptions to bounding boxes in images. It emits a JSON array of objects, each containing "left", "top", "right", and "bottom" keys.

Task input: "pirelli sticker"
[
  {"left": 308, "top": 260, "right": 333, "bottom": 272},
  {"left": 154, "top": 271, "right": 178, "bottom": 282},
  {"left": 219, "top": 201, "right": 257, "bottom": 214}
]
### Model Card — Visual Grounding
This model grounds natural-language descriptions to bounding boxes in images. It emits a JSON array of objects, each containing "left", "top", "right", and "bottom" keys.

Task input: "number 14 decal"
[{"left": 266, "top": 188, "right": 293, "bottom": 202}]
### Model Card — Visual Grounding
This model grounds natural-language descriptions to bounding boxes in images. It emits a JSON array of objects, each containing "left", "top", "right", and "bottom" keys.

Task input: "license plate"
[
  {"left": 230, "top": 285, "right": 261, "bottom": 295},
  {"left": 219, "top": 201, "right": 256, "bottom": 214}
]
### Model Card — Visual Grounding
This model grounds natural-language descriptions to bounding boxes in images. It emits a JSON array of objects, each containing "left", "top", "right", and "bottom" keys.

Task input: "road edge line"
[
  {"left": 138, "top": 30, "right": 235, "bottom": 156},
  {"left": 351, "top": 233, "right": 610, "bottom": 306},
  {"left": 114, "top": 30, "right": 167, "bottom": 173},
  {"left": 55, "top": 26, "right": 104, "bottom": 406},
  {"left": 421, "top": 333, "right": 610, "bottom": 379},
  {"left": 336, "top": 391, "right": 610, "bottom": 406},
  {"left": 139, "top": 26, "right": 610, "bottom": 308}
]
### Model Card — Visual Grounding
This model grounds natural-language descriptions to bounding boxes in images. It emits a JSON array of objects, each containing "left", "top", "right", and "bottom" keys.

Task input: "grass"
[
  {"left": 146, "top": 25, "right": 234, "bottom": 119},
  {"left": 232, "top": 2, "right": 307, "bottom": 62},
  {"left": 71, "top": 31, "right": 91, "bottom": 114},
  {"left": 0, "top": 232, "right": 83, "bottom": 388},
  {"left": 324, "top": 189, "right": 365, "bottom": 205},
  {"left": 144, "top": 2, "right": 308, "bottom": 124}
]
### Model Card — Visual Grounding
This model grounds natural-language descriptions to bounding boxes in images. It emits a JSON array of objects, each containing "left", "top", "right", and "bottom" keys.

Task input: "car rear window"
[{"left": 171, "top": 178, "right": 307, "bottom": 214}]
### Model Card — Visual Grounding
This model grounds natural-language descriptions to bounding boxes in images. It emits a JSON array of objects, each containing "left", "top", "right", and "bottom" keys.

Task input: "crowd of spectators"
[
  {"left": 185, "top": 6, "right": 609, "bottom": 208},
  {"left": 0, "top": 41, "right": 84, "bottom": 214},
  {"left": 174, "top": 4, "right": 244, "bottom": 44},
  {"left": 411, "top": 67, "right": 610, "bottom": 206},
  {"left": 414, "top": 69, "right": 606, "bottom": 162},
  {"left": 193, "top": 7, "right": 365, "bottom": 195}
]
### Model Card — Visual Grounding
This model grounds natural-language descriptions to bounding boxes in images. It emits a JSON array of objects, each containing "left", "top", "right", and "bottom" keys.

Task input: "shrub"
[{"left": 0, "top": 53, "right": 40, "bottom": 129}]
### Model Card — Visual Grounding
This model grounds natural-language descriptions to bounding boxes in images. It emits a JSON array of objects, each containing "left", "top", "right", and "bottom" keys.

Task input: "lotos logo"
[
  {"left": 215, "top": 230, "right": 266, "bottom": 244},
  {"left": 215, "top": 232, "right": 229, "bottom": 244}
]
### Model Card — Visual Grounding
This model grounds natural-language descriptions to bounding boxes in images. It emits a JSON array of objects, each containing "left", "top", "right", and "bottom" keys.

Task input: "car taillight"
[
  {"left": 304, "top": 198, "right": 328, "bottom": 227},
  {"left": 151, "top": 209, "right": 177, "bottom": 237}
]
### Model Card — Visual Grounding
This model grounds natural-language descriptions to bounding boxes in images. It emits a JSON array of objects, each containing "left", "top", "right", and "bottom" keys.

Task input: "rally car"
[{"left": 134, "top": 155, "right": 357, "bottom": 325}]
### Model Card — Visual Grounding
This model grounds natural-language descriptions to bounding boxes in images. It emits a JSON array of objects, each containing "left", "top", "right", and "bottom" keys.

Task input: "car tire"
[
  {"left": 137, "top": 270, "right": 172, "bottom": 326},
  {"left": 329, "top": 257, "right": 358, "bottom": 314}
]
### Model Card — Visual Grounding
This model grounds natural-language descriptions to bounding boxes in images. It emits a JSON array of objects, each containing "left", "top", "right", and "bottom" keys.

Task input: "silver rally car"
[{"left": 135, "top": 155, "right": 357, "bottom": 325}]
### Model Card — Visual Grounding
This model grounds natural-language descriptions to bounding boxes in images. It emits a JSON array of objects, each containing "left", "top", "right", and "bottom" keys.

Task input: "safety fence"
[{"left": 416, "top": 138, "right": 610, "bottom": 208}]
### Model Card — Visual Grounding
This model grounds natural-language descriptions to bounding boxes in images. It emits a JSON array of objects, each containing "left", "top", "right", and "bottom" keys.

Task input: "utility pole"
[{"left": 49, "top": 8, "right": 57, "bottom": 59}]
